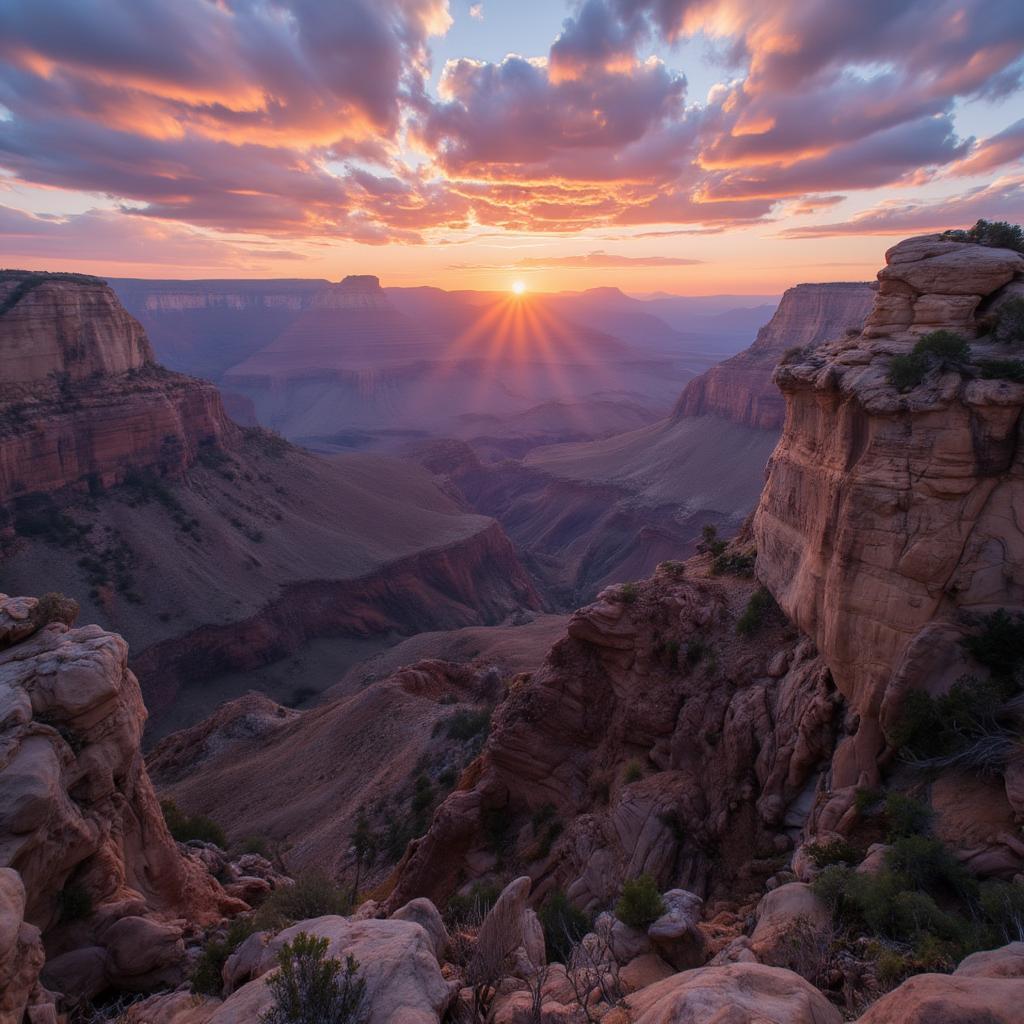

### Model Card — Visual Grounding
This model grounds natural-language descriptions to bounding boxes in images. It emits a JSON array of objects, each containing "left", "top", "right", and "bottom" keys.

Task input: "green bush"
[
  {"left": 993, "top": 297, "right": 1024, "bottom": 346},
  {"left": 888, "top": 331, "right": 972, "bottom": 391},
  {"left": 31, "top": 591, "right": 79, "bottom": 629},
  {"left": 618, "top": 582, "right": 639, "bottom": 604},
  {"left": 539, "top": 891, "right": 590, "bottom": 964},
  {"left": 238, "top": 835, "right": 271, "bottom": 857},
  {"left": 254, "top": 872, "right": 351, "bottom": 932},
  {"left": 191, "top": 917, "right": 258, "bottom": 996},
  {"left": 615, "top": 874, "right": 665, "bottom": 929},
  {"left": 978, "top": 880, "right": 1024, "bottom": 944},
  {"left": 623, "top": 759, "right": 643, "bottom": 784},
  {"left": 946, "top": 219, "right": 1024, "bottom": 253},
  {"left": 161, "top": 799, "right": 227, "bottom": 847},
  {"left": 699, "top": 524, "right": 727, "bottom": 557},
  {"left": 963, "top": 608, "right": 1024, "bottom": 677},
  {"left": 977, "top": 357, "right": 1024, "bottom": 381},
  {"left": 854, "top": 787, "right": 883, "bottom": 814},
  {"left": 885, "top": 793, "right": 933, "bottom": 841},
  {"left": 712, "top": 551, "right": 756, "bottom": 576},
  {"left": 260, "top": 932, "right": 367, "bottom": 1024},
  {"left": 805, "top": 838, "right": 858, "bottom": 868},
  {"left": 736, "top": 587, "right": 778, "bottom": 636},
  {"left": 888, "top": 352, "right": 929, "bottom": 391},
  {"left": 57, "top": 883, "right": 93, "bottom": 923},
  {"left": 658, "top": 560, "right": 686, "bottom": 578}
]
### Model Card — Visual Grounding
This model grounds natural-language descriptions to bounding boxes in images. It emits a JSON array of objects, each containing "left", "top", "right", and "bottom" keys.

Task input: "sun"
[{"left": 511, "top": 280, "right": 526, "bottom": 295}]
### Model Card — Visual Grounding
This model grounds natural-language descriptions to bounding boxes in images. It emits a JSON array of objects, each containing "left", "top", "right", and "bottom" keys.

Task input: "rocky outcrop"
[
  {"left": 625, "top": 962, "right": 842, "bottom": 1024},
  {"left": 674, "top": 283, "right": 875, "bottom": 429},
  {"left": 0, "top": 272, "right": 239, "bottom": 504},
  {"left": 0, "top": 594, "right": 238, "bottom": 1011},
  {"left": 387, "top": 560, "right": 839, "bottom": 913},
  {"left": 754, "top": 234, "right": 1024, "bottom": 832},
  {"left": 855, "top": 972, "right": 1024, "bottom": 1024}
]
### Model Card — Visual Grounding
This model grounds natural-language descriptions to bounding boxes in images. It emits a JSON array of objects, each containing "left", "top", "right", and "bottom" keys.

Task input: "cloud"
[
  {"left": 452, "top": 249, "right": 704, "bottom": 269},
  {"left": 469, "top": 4, "right": 484, "bottom": 21},
  {"left": 0, "top": 0, "right": 1021, "bottom": 247},
  {"left": 0, "top": 203, "right": 302, "bottom": 267},
  {"left": 950, "top": 118, "right": 1024, "bottom": 176},
  {"left": 778, "top": 176, "right": 1024, "bottom": 238}
]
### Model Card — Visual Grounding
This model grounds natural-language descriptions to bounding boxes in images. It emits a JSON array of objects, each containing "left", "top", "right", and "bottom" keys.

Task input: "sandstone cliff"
[
  {"left": 0, "top": 271, "right": 239, "bottom": 504},
  {"left": 0, "top": 594, "right": 240, "bottom": 1019},
  {"left": 753, "top": 234, "right": 1024, "bottom": 834},
  {"left": 673, "top": 283, "right": 875, "bottom": 429}
]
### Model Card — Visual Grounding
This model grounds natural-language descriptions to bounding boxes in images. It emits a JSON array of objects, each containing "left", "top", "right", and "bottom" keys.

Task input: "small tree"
[
  {"left": 260, "top": 932, "right": 367, "bottom": 1024},
  {"left": 614, "top": 874, "right": 664, "bottom": 929}
]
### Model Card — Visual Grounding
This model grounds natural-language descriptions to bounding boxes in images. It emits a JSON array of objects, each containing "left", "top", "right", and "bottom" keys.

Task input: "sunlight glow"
[{"left": 512, "top": 280, "right": 526, "bottom": 295}]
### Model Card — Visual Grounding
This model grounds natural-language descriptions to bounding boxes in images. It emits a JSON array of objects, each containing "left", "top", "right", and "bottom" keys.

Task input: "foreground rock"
[
  {"left": 857, "top": 972, "right": 1024, "bottom": 1023},
  {"left": 626, "top": 962, "right": 842, "bottom": 1024},
  {"left": 0, "top": 594, "right": 238, "bottom": 1012}
]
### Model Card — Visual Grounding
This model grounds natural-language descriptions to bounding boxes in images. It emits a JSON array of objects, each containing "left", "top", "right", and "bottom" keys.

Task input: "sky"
[{"left": 0, "top": 0, "right": 1023, "bottom": 294}]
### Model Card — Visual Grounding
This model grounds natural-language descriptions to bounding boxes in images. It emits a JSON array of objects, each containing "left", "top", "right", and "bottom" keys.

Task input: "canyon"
[
  {"left": 0, "top": 273, "right": 539, "bottom": 738},
  {"left": 4, "top": 233, "right": 1024, "bottom": 1024}
]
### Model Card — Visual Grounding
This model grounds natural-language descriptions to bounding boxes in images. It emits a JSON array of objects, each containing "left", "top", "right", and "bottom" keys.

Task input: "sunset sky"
[{"left": 1, "top": 0, "right": 1023, "bottom": 293}]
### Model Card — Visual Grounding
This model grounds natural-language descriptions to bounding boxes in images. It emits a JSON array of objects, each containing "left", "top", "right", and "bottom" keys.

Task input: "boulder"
[
  {"left": 40, "top": 946, "right": 110, "bottom": 1002},
  {"left": 954, "top": 942, "right": 1024, "bottom": 979},
  {"left": 216, "top": 915, "right": 451, "bottom": 1024},
  {"left": 390, "top": 898, "right": 450, "bottom": 961},
  {"left": 749, "top": 882, "right": 832, "bottom": 978},
  {"left": 0, "top": 869, "right": 45, "bottom": 1023},
  {"left": 856, "top": 973, "right": 1024, "bottom": 1023},
  {"left": 222, "top": 930, "right": 271, "bottom": 994},
  {"left": 646, "top": 889, "right": 705, "bottom": 970},
  {"left": 123, "top": 990, "right": 221, "bottom": 1024},
  {"left": 626, "top": 962, "right": 843, "bottom": 1023},
  {"left": 102, "top": 915, "right": 186, "bottom": 989}
]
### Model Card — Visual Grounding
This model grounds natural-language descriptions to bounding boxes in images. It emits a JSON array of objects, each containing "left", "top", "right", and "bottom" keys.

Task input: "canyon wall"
[
  {"left": 753, "top": 234, "right": 1024, "bottom": 830},
  {"left": 0, "top": 272, "right": 239, "bottom": 504},
  {"left": 673, "top": 283, "right": 875, "bottom": 430}
]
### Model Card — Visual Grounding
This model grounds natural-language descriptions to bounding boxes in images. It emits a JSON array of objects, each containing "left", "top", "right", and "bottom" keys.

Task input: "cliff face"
[
  {"left": 0, "top": 595, "right": 239, "bottom": 1018},
  {"left": 673, "top": 283, "right": 875, "bottom": 429},
  {"left": 754, "top": 234, "right": 1024, "bottom": 831},
  {"left": 0, "top": 272, "right": 239, "bottom": 504},
  {"left": 0, "top": 272, "right": 153, "bottom": 383}
]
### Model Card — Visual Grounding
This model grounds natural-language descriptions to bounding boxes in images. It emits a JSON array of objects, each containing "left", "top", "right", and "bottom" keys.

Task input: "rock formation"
[
  {"left": 0, "top": 594, "right": 239, "bottom": 1016},
  {"left": 674, "top": 282, "right": 875, "bottom": 429},
  {"left": 0, "top": 271, "right": 238, "bottom": 504},
  {"left": 754, "top": 234, "right": 1024, "bottom": 833}
]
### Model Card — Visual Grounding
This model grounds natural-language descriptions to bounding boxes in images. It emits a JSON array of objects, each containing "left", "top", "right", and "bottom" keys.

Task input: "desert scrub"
[
  {"left": 977, "top": 357, "right": 1024, "bottom": 381},
  {"left": 884, "top": 793, "right": 933, "bottom": 841},
  {"left": 442, "top": 707, "right": 492, "bottom": 741},
  {"left": 887, "top": 330, "right": 973, "bottom": 391},
  {"left": 698, "top": 523, "right": 727, "bottom": 557},
  {"left": 622, "top": 759, "right": 643, "bottom": 784},
  {"left": 191, "top": 916, "right": 258, "bottom": 996},
  {"left": 943, "top": 218, "right": 1024, "bottom": 254},
  {"left": 444, "top": 882, "right": 501, "bottom": 928},
  {"left": 618, "top": 582, "right": 639, "bottom": 604},
  {"left": 260, "top": 932, "right": 367, "bottom": 1024},
  {"left": 254, "top": 872, "right": 351, "bottom": 931},
  {"left": 736, "top": 586, "right": 778, "bottom": 636},
  {"left": 539, "top": 890, "right": 591, "bottom": 964},
  {"left": 161, "top": 799, "right": 226, "bottom": 847},
  {"left": 57, "top": 883, "right": 93, "bottom": 923},
  {"left": 31, "top": 591, "right": 79, "bottom": 629},
  {"left": 615, "top": 874, "right": 665, "bottom": 929},
  {"left": 993, "top": 296, "right": 1024, "bottom": 346},
  {"left": 658, "top": 560, "right": 686, "bottom": 578},
  {"left": 804, "top": 838, "right": 858, "bottom": 868},
  {"left": 712, "top": 550, "right": 755, "bottom": 576}
]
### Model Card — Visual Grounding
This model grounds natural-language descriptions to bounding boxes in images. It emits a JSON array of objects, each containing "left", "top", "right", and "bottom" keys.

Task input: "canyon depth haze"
[{"left": 2, "top": 3, "right": 1024, "bottom": 1024}]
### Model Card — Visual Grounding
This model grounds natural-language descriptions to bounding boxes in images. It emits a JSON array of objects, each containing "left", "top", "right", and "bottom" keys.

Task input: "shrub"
[
  {"left": 192, "top": 917, "right": 258, "bottom": 996},
  {"left": 952, "top": 219, "right": 1024, "bottom": 253},
  {"left": 13, "top": 493, "right": 86, "bottom": 546},
  {"left": 618, "top": 582, "right": 639, "bottom": 604},
  {"left": 854, "top": 787, "right": 883, "bottom": 814},
  {"left": 993, "top": 297, "right": 1024, "bottom": 346},
  {"left": 658, "top": 560, "right": 686, "bottom": 578},
  {"left": 884, "top": 793, "right": 933, "bottom": 841},
  {"left": 31, "top": 591, "right": 79, "bottom": 628},
  {"left": 539, "top": 891, "right": 590, "bottom": 964},
  {"left": 736, "top": 587, "right": 778, "bottom": 636},
  {"left": 805, "top": 838, "right": 858, "bottom": 868},
  {"left": 237, "top": 835, "right": 271, "bottom": 857},
  {"left": 445, "top": 708, "right": 492, "bottom": 741},
  {"left": 445, "top": 882, "right": 501, "bottom": 928},
  {"left": 254, "top": 872, "right": 351, "bottom": 931},
  {"left": 888, "top": 330, "right": 972, "bottom": 391},
  {"left": 779, "top": 345, "right": 807, "bottom": 365},
  {"left": 623, "top": 760, "right": 643, "bottom": 784},
  {"left": 977, "top": 357, "right": 1024, "bottom": 381},
  {"left": 886, "top": 836, "right": 973, "bottom": 896},
  {"left": 698, "top": 524, "right": 727, "bottom": 557},
  {"left": 888, "top": 352, "right": 929, "bottom": 391},
  {"left": 57, "top": 883, "right": 93, "bottom": 923},
  {"left": 712, "top": 551, "right": 756, "bottom": 576},
  {"left": 963, "top": 608, "right": 1024, "bottom": 677},
  {"left": 260, "top": 932, "right": 367, "bottom": 1024},
  {"left": 161, "top": 800, "right": 226, "bottom": 847},
  {"left": 615, "top": 875, "right": 665, "bottom": 929},
  {"left": 481, "top": 806, "right": 514, "bottom": 860},
  {"left": 914, "top": 330, "right": 972, "bottom": 364},
  {"left": 978, "top": 880, "right": 1024, "bottom": 944}
]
